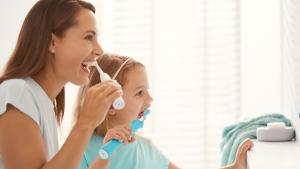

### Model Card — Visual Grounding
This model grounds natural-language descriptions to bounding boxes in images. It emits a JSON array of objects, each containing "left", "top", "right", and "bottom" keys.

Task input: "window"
[{"left": 91, "top": 0, "right": 240, "bottom": 168}]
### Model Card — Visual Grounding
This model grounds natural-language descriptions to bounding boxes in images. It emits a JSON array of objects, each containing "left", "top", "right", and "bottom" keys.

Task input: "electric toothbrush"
[
  {"left": 98, "top": 109, "right": 151, "bottom": 160},
  {"left": 87, "top": 61, "right": 125, "bottom": 110}
]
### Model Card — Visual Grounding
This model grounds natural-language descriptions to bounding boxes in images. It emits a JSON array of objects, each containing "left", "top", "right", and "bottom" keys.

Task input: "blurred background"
[{"left": 1, "top": 0, "right": 299, "bottom": 168}]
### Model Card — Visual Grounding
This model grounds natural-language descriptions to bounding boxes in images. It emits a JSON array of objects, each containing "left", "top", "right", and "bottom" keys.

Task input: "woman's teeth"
[{"left": 81, "top": 63, "right": 90, "bottom": 73}]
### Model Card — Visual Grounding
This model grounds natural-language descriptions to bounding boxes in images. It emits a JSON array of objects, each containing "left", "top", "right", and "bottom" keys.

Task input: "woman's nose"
[{"left": 93, "top": 41, "right": 104, "bottom": 59}]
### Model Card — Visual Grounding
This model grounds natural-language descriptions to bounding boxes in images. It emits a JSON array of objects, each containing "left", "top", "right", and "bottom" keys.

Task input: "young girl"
[
  {"left": 75, "top": 54, "right": 253, "bottom": 169},
  {"left": 75, "top": 53, "right": 178, "bottom": 169},
  {"left": 0, "top": 1, "right": 125, "bottom": 169}
]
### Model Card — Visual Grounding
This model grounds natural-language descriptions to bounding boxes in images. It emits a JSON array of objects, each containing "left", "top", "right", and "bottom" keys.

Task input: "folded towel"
[{"left": 220, "top": 113, "right": 291, "bottom": 166}]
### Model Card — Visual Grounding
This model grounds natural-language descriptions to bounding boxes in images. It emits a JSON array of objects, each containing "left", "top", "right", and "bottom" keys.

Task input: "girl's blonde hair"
[{"left": 75, "top": 53, "right": 144, "bottom": 136}]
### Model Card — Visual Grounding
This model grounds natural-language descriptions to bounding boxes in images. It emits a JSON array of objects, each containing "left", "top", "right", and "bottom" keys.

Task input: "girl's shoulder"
[
  {"left": 134, "top": 134, "right": 159, "bottom": 151},
  {"left": 135, "top": 135, "right": 151, "bottom": 144}
]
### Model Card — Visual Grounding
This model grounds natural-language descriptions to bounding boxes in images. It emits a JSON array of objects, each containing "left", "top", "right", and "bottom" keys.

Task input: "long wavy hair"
[{"left": 0, "top": 0, "right": 95, "bottom": 124}]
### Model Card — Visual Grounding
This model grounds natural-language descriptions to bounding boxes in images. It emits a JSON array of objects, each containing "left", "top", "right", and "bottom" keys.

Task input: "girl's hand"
[
  {"left": 103, "top": 126, "right": 135, "bottom": 144},
  {"left": 78, "top": 80, "right": 123, "bottom": 129}
]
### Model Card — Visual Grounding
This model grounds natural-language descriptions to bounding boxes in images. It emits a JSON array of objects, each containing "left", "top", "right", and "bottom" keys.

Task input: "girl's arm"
[
  {"left": 88, "top": 126, "right": 132, "bottom": 169},
  {"left": 220, "top": 139, "right": 253, "bottom": 169},
  {"left": 88, "top": 158, "right": 110, "bottom": 169}
]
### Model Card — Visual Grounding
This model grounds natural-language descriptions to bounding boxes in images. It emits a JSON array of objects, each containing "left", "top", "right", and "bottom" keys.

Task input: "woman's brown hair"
[
  {"left": 0, "top": 0, "right": 95, "bottom": 124},
  {"left": 75, "top": 53, "right": 144, "bottom": 136}
]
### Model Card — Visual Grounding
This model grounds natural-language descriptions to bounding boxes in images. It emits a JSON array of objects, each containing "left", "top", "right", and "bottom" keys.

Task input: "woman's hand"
[{"left": 78, "top": 80, "right": 123, "bottom": 129}]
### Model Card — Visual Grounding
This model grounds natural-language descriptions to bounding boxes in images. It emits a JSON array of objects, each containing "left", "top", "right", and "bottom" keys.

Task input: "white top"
[
  {"left": 247, "top": 140, "right": 300, "bottom": 169},
  {"left": 0, "top": 77, "right": 59, "bottom": 168}
]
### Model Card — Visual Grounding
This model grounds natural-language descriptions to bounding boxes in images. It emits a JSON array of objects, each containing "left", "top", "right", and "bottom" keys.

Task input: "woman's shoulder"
[
  {"left": 1, "top": 77, "right": 50, "bottom": 100},
  {"left": 1, "top": 78, "right": 28, "bottom": 90},
  {"left": 0, "top": 78, "right": 33, "bottom": 101},
  {"left": 0, "top": 77, "right": 41, "bottom": 100},
  {"left": 0, "top": 77, "right": 43, "bottom": 124}
]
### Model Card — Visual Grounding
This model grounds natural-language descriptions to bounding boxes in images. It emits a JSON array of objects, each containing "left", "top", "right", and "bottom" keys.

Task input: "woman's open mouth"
[{"left": 81, "top": 62, "right": 91, "bottom": 73}]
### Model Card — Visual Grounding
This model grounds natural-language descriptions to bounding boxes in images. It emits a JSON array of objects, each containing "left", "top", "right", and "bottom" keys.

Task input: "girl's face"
[
  {"left": 50, "top": 9, "right": 103, "bottom": 85},
  {"left": 110, "top": 66, "right": 153, "bottom": 126}
]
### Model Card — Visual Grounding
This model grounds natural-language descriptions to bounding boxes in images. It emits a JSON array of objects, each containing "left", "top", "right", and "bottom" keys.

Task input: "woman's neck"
[{"left": 32, "top": 66, "right": 66, "bottom": 101}]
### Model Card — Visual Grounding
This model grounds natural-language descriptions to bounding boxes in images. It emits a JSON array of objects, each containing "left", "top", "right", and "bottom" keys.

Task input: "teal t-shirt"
[{"left": 79, "top": 135, "right": 169, "bottom": 169}]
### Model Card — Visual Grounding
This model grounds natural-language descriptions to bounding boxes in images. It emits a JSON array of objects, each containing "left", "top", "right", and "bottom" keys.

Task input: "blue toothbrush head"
[
  {"left": 139, "top": 109, "right": 151, "bottom": 121},
  {"left": 143, "top": 109, "right": 151, "bottom": 117}
]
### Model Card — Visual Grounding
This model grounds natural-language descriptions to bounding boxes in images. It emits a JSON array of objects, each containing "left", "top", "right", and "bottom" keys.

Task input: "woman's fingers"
[
  {"left": 78, "top": 80, "right": 123, "bottom": 128},
  {"left": 94, "top": 80, "right": 123, "bottom": 104}
]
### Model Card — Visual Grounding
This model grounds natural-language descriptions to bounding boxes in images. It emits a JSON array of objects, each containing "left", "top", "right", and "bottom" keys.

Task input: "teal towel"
[{"left": 220, "top": 113, "right": 291, "bottom": 166}]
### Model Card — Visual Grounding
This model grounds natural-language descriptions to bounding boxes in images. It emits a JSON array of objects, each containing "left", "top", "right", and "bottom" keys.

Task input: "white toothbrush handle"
[
  {"left": 100, "top": 73, "right": 125, "bottom": 110},
  {"left": 112, "top": 97, "right": 125, "bottom": 110}
]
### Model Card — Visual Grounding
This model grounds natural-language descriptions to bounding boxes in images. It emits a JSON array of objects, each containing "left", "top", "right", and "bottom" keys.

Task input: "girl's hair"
[
  {"left": 75, "top": 53, "right": 144, "bottom": 136},
  {"left": 0, "top": 0, "right": 95, "bottom": 124}
]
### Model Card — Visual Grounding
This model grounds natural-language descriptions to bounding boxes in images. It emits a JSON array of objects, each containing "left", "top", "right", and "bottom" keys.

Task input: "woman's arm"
[
  {"left": 0, "top": 80, "right": 122, "bottom": 169},
  {"left": 0, "top": 106, "right": 96, "bottom": 169},
  {"left": 0, "top": 106, "right": 48, "bottom": 169}
]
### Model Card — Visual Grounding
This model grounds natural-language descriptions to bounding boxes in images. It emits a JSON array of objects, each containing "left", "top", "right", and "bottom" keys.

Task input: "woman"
[{"left": 0, "top": 0, "right": 126, "bottom": 168}]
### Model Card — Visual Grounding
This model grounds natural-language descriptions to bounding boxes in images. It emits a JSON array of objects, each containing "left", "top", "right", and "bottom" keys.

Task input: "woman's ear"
[
  {"left": 108, "top": 109, "right": 116, "bottom": 116},
  {"left": 49, "top": 33, "right": 58, "bottom": 54}
]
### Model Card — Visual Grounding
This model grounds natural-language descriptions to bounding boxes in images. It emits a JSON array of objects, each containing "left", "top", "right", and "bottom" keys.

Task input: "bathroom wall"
[{"left": 282, "top": 0, "right": 300, "bottom": 141}]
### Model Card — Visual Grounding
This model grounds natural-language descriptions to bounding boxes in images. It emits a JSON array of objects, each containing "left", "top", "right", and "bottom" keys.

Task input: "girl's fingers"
[
  {"left": 105, "top": 127, "right": 132, "bottom": 144},
  {"left": 128, "top": 136, "right": 136, "bottom": 143},
  {"left": 104, "top": 133, "right": 123, "bottom": 144},
  {"left": 114, "top": 132, "right": 128, "bottom": 144},
  {"left": 115, "top": 128, "right": 132, "bottom": 143},
  {"left": 119, "top": 127, "right": 131, "bottom": 137}
]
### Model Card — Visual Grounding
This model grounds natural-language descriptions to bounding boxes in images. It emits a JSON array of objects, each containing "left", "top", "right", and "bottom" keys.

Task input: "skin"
[
  {"left": 97, "top": 67, "right": 253, "bottom": 169},
  {"left": 0, "top": 9, "right": 122, "bottom": 169},
  {"left": 221, "top": 139, "right": 254, "bottom": 169},
  {"left": 90, "top": 66, "right": 180, "bottom": 169},
  {"left": 0, "top": 7, "right": 252, "bottom": 169}
]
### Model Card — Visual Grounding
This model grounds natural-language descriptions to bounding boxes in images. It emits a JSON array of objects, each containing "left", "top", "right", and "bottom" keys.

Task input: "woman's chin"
[{"left": 70, "top": 76, "right": 90, "bottom": 86}]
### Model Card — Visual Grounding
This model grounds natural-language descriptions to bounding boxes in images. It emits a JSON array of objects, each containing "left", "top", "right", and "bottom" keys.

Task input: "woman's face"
[
  {"left": 50, "top": 8, "right": 103, "bottom": 85},
  {"left": 110, "top": 66, "right": 153, "bottom": 126}
]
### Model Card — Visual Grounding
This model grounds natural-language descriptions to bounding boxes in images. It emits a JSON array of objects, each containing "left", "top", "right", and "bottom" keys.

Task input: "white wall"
[
  {"left": 0, "top": 1, "right": 36, "bottom": 69},
  {"left": 282, "top": 0, "right": 300, "bottom": 141},
  {"left": 240, "top": 0, "right": 282, "bottom": 117}
]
